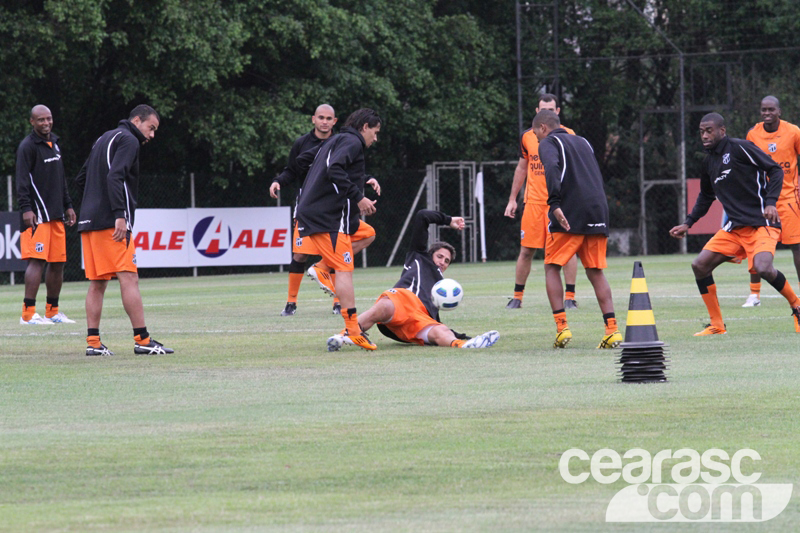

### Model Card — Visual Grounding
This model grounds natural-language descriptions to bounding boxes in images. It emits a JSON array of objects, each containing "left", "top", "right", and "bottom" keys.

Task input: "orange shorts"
[
  {"left": 520, "top": 203, "right": 548, "bottom": 249},
  {"left": 545, "top": 232, "right": 607, "bottom": 268},
  {"left": 293, "top": 220, "right": 376, "bottom": 255},
  {"left": 21, "top": 220, "right": 66, "bottom": 262},
  {"left": 704, "top": 226, "right": 779, "bottom": 273},
  {"left": 305, "top": 232, "right": 355, "bottom": 271},
  {"left": 378, "top": 288, "right": 442, "bottom": 346},
  {"left": 778, "top": 202, "right": 800, "bottom": 245},
  {"left": 81, "top": 228, "right": 138, "bottom": 280}
]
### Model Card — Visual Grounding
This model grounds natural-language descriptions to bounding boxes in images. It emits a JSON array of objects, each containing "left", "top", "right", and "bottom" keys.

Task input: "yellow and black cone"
[
  {"left": 615, "top": 261, "right": 669, "bottom": 383},
  {"left": 624, "top": 261, "right": 659, "bottom": 343}
]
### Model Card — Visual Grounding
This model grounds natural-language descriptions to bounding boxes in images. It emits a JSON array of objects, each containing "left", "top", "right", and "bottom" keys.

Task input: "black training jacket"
[
  {"left": 15, "top": 131, "right": 72, "bottom": 224},
  {"left": 392, "top": 209, "right": 452, "bottom": 321},
  {"left": 539, "top": 128, "right": 610, "bottom": 235},
  {"left": 685, "top": 136, "right": 784, "bottom": 230},
  {"left": 295, "top": 127, "right": 367, "bottom": 236},
  {"left": 273, "top": 129, "right": 327, "bottom": 211},
  {"left": 75, "top": 120, "right": 146, "bottom": 233}
]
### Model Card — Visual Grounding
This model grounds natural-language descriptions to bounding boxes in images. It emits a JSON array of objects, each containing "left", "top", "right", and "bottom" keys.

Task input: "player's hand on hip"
[
  {"left": 764, "top": 205, "right": 780, "bottom": 225},
  {"left": 450, "top": 217, "right": 465, "bottom": 231},
  {"left": 112, "top": 218, "right": 127, "bottom": 242},
  {"left": 553, "top": 208, "right": 570, "bottom": 231},
  {"left": 669, "top": 224, "right": 689, "bottom": 239},
  {"left": 269, "top": 182, "right": 280, "bottom": 199},
  {"left": 504, "top": 200, "right": 517, "bottom": 218},
  {"left": 64, "top": 208, "right": 76, "bottom": 226},
  {"left": 358, "top": 197, "right": 377, "bottom": 215},
  {"left": 366, "top": 177, "right": 381, "bottom": 196}
]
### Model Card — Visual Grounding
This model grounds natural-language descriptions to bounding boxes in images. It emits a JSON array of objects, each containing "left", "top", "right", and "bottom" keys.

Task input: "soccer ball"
[{"left": 431, "top": 278, "right": 463, "bottom": 311}]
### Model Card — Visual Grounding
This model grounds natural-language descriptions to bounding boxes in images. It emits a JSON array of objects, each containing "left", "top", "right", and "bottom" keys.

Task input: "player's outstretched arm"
[
  {"left": 366, "top": 176, "right": 381, "bottom": 196},
  {"left": 450, "top": 217, "right": 465, "bottom": 231}
]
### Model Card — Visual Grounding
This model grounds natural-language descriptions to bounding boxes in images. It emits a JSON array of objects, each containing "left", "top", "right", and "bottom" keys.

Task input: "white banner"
[{"left": 132, "top": 207, "right": 291, "bottom": 267}]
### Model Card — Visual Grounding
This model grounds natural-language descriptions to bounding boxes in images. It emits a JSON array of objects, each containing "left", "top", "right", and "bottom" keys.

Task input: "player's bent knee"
[{"left": 427, "top": 325, "right": 455, "bottom": 347}]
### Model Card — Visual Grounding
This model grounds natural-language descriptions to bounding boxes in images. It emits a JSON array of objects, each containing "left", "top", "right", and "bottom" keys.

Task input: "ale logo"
[{"left": 193, "top": 216, "right": 233, "bottom": 258}]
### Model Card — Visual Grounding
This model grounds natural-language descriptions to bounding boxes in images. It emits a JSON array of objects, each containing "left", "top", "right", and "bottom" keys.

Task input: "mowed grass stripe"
[{"left": 1, "top": 252, "right": 800, "bottom": 531}]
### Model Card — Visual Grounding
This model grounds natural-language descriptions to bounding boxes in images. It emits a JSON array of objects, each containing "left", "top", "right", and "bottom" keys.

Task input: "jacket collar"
[
  {"left": 707, "top": 135, "right": 729, "bottom": 155},
  {"left": 341, "top": 126, "right": 366, "bottom": 147},
  {"left": 119, "top": 119, "right": 147, "bottom": 144},
  {"left": 30, "top": 130, "right": 59, "bottom": 144},
  {"left": 548, "top": 127, "right": 568, "bottom": 136}
]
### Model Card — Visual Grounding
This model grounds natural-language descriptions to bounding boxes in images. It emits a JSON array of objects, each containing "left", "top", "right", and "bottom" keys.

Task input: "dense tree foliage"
[{"left": 2, "top": 0, "right": 799, "bottom": 259}]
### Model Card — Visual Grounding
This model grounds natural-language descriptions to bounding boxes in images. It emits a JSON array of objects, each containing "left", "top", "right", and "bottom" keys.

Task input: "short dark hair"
[
  {"left": 343, "top": 108, "right": 381, "bottom": 130},
  {"left": 700, "top": 112, "right": 725, "bottom": 128},
  {"left": 533, "top": 109, "right": 560, "bottom": 130},
  {"left": 762, "top": 95, "right": 780, "bottom": 109},
  {"left": 539, "top": 93, "right": 559, "bottom": 107},
  {"left": 129, "top": 104, "right": 159, "bottom": 122},
  {"left": 428, "top": 241, "right": 456, "bottom": 262}
]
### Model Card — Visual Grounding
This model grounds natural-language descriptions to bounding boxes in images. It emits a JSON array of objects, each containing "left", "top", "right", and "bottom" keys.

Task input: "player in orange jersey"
[
  {"left": 740, "top": 96, "right": 800, "bottom": 307},
  {"left": 504, "top": 94, "right": 580, "bottom": 310}
]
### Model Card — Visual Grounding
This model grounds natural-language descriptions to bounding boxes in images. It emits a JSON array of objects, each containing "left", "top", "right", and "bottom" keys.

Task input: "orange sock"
[
  {"left": 341, "top": 307, "right": 360, "bottom": 334},
  {"left": 333, "top": 297, "right": 340, "bottom": 305},
  {"left": 604, "top": 316, "right": 618, "bottom": 335},
  {"left": 565, "top": 291, "right": 575, "bottom": 300},
  {"left": 553, "top": 310, "right": 568, "bottom": 332},
  {"left": 749, "top": 281, "right": 761, "bottom": 296},
  {"left": 450, "top": 339, "right": 465, "bottom": 348},
  {"left": 514, "top": 290, "right": 524, "bottom": 300},
  {"left": 134, "top": 334, "right": 151, "bottom": 345},
  {"left": 45, "top": 303, "right": 58, "bottom": 319},
  {"left": 87, "top": 335, "right": 102, "bottom": 349},
  {"left": 287, "top": 272, "right": 303, "bottom": 303},
  {"left": 21, "top": 303, "right": 36, "bottom": 321},
  {"left": 317, "top": 259, "right": 331, "bottom": 272},
  {"left": 697, "top": 276, "right": 724, "bottom": 329}
]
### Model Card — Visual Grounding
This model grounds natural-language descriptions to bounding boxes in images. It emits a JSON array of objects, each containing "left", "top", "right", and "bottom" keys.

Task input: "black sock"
[
  {"left": 514, "top": 283, "right": 525, "bottom": 293},
  {"left": 23, "top": 298, "right": 35, "bottom": 308},
  {"left": 602, "top": 312, "right": 616, "bottom": 326},
  {"left": 133, "top": 327, "right": 149, "bottom": 341},
  {"left": 46, "top": 297, "right": 59, "bottom": 307},
  {"left": 766, "top": 271, "right": 787, "bottom": 292},
  {"left": 88, "top": 328, "right": 100, "bottom": 337},
  {"left": 288, "top": 259, "right": 306, "bottom": 274},
  {"left": 565, "top": 284, "right": 576, "bottom": 294}
]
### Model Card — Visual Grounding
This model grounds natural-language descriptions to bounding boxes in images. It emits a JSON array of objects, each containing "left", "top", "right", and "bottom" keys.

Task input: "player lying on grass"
[{"left": 327, "top": 209, "right": 499, "bottom": 351}]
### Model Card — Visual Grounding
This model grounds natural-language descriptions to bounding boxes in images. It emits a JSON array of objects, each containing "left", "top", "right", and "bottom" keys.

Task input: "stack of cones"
[{"left": 616, "top": 261, "right": 669, "bottom": 383}]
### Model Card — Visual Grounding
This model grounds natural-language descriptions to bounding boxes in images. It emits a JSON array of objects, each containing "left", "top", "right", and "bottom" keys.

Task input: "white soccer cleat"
[
  {"left": 48, "top": 311, "right": 76, "bottom": 323},
  {"left": 742, "top": 294, "right": 761, "bottom": 307},
  {"left": 20, "top": 313, "right": 54, "bottom": 325},
  {"left": 461, "top": 330, "right": 499, "bottom": 348}
]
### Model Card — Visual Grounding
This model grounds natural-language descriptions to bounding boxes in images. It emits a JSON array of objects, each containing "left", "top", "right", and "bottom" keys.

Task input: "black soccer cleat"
[
  {"left": 564, "top": 299, "right": 579, "bottom": 309},
  {"left": 506, "top": 298, "right": 522, "bottom": 309},
  {"left": 134, "top": 338, "right": 174, "bottom": 355},
  {"left": 86, "top": 344, "right": 114, "bottom": 356},
  {"left": 280, "top": 302, "right": 297, "bottom": 316}
]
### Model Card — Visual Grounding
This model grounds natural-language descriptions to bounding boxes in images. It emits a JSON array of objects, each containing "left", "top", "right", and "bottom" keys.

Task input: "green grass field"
[{"left": 2, "top": 254, "right": 800, "bottom": 532}]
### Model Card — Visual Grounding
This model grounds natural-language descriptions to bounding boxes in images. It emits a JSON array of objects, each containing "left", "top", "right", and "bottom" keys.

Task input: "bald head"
[
  {"left": 30, "top": 105, "right": 53, "bottom": 139},
  {"left": 312, "top": 104, "right": 337, "bottom": 139},
  {"left": 700, "top": 112, "right": 725, "bottom": 129}
]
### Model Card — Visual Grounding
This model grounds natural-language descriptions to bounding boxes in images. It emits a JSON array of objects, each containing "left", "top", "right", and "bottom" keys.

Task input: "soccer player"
[
  {"left": 327, "top": 209, "right": 499, "bottom": 351},
  {"left": 15, "top": 104, "right": 77, "bottom": 325},
  {"left": 739, "top": 96, "right": 800, "bottom": 307},
  {"left": 669, "top": 112, "right": 800, "bottom": 335},
  {"left": 534, "top": 110, "right": 621, "bottom": 349},
  {"left": 74, "top": 105, "right": 174, "bottom": 356},
  {"left": 504, "top": 94, "right": 580, "bottom": 310},
  {"left": 270, "top": 104, "right": 340, "bottom": 316},
  {"left": 294, "top": 108, "right": 381, "bottom": 350}
]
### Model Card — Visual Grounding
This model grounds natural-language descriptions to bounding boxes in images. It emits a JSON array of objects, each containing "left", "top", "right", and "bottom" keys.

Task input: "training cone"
[{"left": 615, "top": 261, "right": 669, "bottom": 383}]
